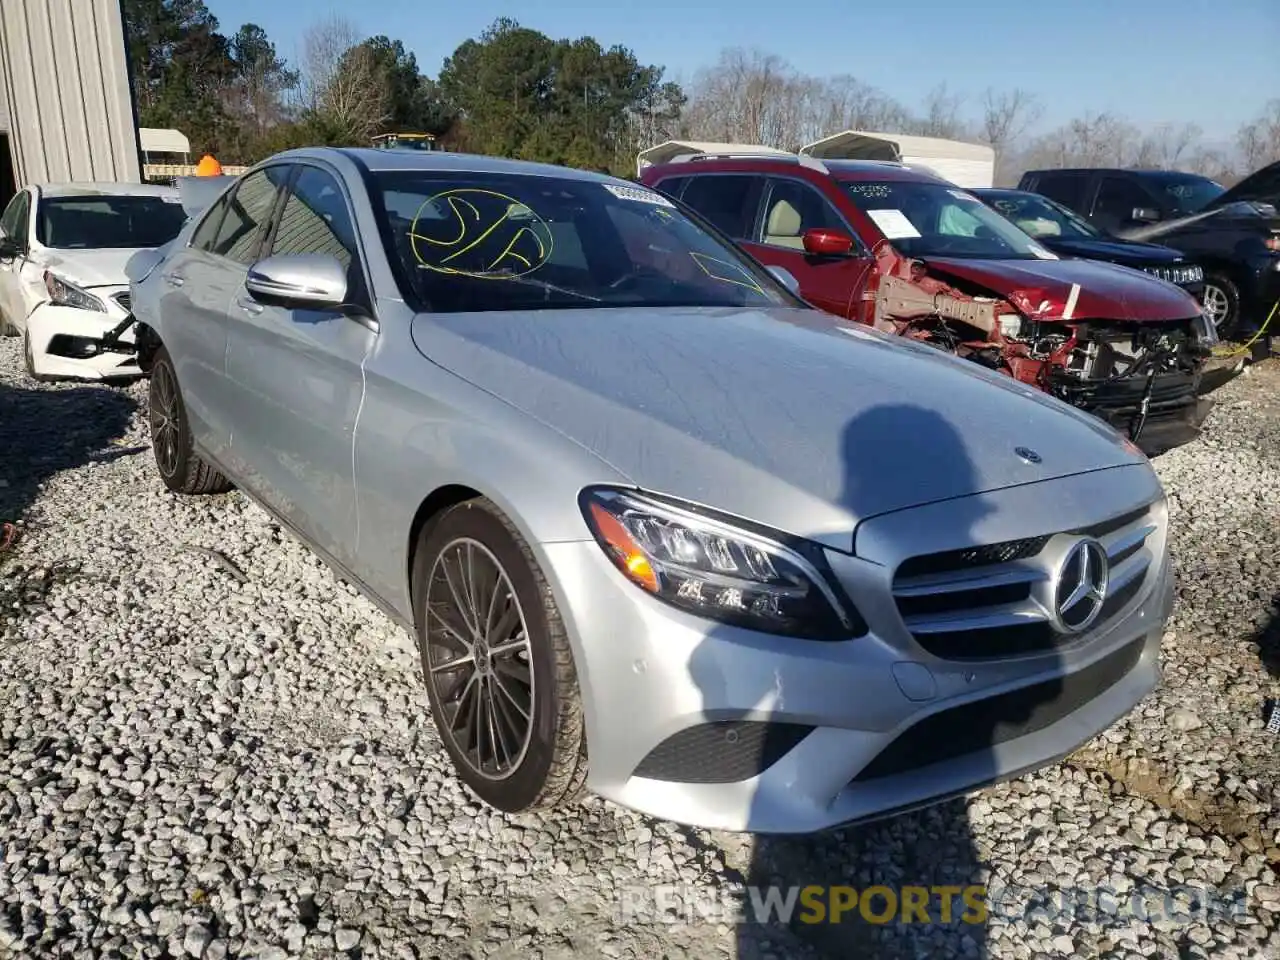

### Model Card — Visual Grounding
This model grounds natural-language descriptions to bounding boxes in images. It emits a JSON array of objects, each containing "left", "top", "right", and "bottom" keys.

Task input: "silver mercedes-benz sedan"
[{"left": 128, "top": 147, "right": 1172, "bottom": 833}]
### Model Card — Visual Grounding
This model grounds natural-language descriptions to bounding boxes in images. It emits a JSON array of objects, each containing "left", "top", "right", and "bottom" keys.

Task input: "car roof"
[
  {"left": 1023, "top": 168, "right": 1217, "bottom": 182},
  {"left": 273, "top": 147, "right": 621, "bottom": 184},
  {"left": 35, "top": 182, "right": 180, "bottom": 199},
  {"left": 642, "top": 154, "right": 950, "bottom": 185}
]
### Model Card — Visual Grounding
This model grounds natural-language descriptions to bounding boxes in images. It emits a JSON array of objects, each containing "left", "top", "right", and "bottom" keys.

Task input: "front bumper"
[
  {"left": 26, "top": 303, "right": 141, "bottom": 380},
  {"left": 1049, "top": 368, "right": 1212, "bottom": 457},
  {"left": 543, "top": 466, "right": 1169, "bottom": 833}
]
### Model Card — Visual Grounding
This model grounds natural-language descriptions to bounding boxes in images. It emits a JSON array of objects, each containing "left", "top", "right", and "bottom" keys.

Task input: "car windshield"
[
  {"left": 841, "top": 180, "right": 1058, "bottom": 261},
  {"left": 982, "top": 192, "right": 1101, "bottom": 241},
  {"left": 1155, "top": 175, "right": 1224, "bottom": 214},
  {"left": 37, "top": 195, "right": 187, "bottom": 249},
  {"left": 368, "top": 171, "right": 794, "bottom": 312}
]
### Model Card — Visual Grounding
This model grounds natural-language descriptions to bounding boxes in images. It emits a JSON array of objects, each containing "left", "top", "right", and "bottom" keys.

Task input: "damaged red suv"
[{"left": 640, "top": 154, "right": 1218, "bottom": 455}]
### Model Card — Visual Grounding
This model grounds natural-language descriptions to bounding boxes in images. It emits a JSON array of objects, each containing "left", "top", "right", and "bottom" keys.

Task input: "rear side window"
[
  {"left": 1029, "top": 172, "right": 1090, "bottom": 213},
  {"left": 210, "top": 168, "right": 287, "bottom": 266},
  {"left": 190, "top": 194, "right": 230, "bottom": 251},
  {"left": 679, "top": 175, "right": 758, "bottom": 238}
]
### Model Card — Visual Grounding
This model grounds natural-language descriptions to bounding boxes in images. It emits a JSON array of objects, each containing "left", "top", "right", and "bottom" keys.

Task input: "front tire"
[
  {"left": 414, "top": 499, "right": 587, "bottom": 813},
  {"left": 1202, "top": 273, "right": 1242, "bottom": 339},
  {"left": 148, "top": 346, "right": 233, "bottom": 495}
]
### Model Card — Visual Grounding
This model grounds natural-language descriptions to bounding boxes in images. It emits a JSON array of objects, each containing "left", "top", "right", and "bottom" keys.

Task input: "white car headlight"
[
  {"left": 581, "top": 487, "right": 865, "bottom": 640},
  {"left": 44, "top": 271, "right": 106, "bottom": 313}
]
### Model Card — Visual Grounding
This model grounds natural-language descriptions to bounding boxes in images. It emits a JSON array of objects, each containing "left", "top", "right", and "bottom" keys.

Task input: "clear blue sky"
[{"left": 207, "top": 0, "right": 1279, "bottom": 142}]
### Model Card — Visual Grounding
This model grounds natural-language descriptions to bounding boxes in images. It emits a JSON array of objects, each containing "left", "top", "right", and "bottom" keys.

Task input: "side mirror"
[
  {"left": 245, "top": 253, "right": 347, "bottom": 309},
  {"left": 802, "top": 228, "right": 855, "bottom": 257},
  {"left": 767, "top": 265, "right": 801, "bottom": 295},
  {"left": 1130, "top": 207, "right": 1161, "bottom": 224}
]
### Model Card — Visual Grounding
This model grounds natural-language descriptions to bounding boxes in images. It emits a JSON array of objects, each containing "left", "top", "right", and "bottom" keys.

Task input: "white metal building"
[
  {"left": 0, "top": 0, "right": 141, "bottom": 206},
  {"left": 800, "top": 131, "right": 996, "bottom": 188}
]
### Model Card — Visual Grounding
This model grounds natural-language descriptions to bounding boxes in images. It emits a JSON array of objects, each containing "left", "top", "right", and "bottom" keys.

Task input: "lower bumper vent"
[{"left": 632, "top": 720, "right": 814, "bottom": 783}]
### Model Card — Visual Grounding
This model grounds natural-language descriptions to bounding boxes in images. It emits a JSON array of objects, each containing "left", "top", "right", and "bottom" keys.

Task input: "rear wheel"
[
  {"left": 414, "top": 499, "right": 587, "bottom": 813},
  {"left": 148, "top": 346, "right": 233, "bottom": 495},
  {"left": 1202, "top": 273, "right": 1241, "bottom": 339}
]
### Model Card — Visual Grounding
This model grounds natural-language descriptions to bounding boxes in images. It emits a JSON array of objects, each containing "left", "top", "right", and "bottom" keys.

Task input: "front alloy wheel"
[
  {"left": 1201, "top": 274, "right": 1240, "bottom": 338},
  {"left": 425, "top": 538, "right": 535, "bottom": 780}
]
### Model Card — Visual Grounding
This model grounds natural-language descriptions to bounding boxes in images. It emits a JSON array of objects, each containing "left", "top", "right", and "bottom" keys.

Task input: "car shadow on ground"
[
  {"left": 1252, "top": 593, "right": 1280, "bottom": 679},
  {"left": 0, "top": 378, "right": 138, "bottom": 530},
  {"left": 683, "top": 404, "right": 1070, "bottom": 959}
]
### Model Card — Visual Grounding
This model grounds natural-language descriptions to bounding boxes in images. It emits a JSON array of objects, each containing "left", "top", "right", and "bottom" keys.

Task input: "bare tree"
[
  {"left": 913, "top": 83, "right": 968, "bottom": 139},
  {"left": 1132, "top": 122, "right": 1202, "bottom": 169},
  {"left": 979, "top": 88, "right": 1042, "bottom": 156},
  {"left": 298, "top": 15, "right": 391, "bottom": 141},
  {"left": 1236, "top": 99, "right": 1280, "bottom": 173}
]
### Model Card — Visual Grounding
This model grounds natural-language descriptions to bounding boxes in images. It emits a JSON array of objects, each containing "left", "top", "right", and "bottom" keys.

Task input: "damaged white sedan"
[{"left": 0, "top": 182, "right": 187, "bottom": 380}]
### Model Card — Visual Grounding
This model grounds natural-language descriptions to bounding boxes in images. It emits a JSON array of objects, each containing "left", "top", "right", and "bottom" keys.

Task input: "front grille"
[
  {"left": 112, "top": 292, "right": 131, "bottom": 312},
  {"left": 891, "top": 505, "right": 1159, "bottom": 661},
  {"left": 632, "top": 720, "right": 814, "bottom": 783},
  {"left": 850, "top": 635, "right": 1146, "bottom": 783},
  {"left": 1141, "top": 264, "right": 1202, "bottom": 286}
]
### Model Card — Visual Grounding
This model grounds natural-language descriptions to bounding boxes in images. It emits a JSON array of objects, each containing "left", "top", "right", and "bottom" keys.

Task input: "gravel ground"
[{"left": 1, "top": 338, "right": 1277, "bottom": 960}]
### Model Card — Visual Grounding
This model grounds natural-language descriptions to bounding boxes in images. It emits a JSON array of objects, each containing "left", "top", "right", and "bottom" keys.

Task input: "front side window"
[
  {"left": 1093, "top": 177, "right": 1156, "bottom": 224},
  {"left": 842, "top": 180, "right": 1056, "bottom": 260},
  {"left": 759, "top": 178, "right": 848, "bottom": 250},
  {"left": 369, "top": 171, "right": 796, "bottom": 313},
  {"left": 35, "top": 194, "right": 186, "bottom": 249},
  {"left": 269, "top": 167, "right": 358, "bottom": 270},
  {"left": 1, "top": 191, "right": 30, "bottom": 244},
  {"left": 984, "top": 192, "right": 1099, "bottom": 240},
  {"left": 210, "top": 168, "right": 287, "bottom": 266}
]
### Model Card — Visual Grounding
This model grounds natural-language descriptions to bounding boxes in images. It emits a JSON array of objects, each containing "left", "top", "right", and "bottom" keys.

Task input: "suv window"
[
  {"left": 1, "top": 191, "right": 30, "bottom": 247},
  {"left": 678, "top": 175, "right": 758, "bottom": 238},
  {"left": 651, "top": 176, "right": 688, "bottom": 200},
  {"left": 1029, "top": 172, "right": 1090, "bottom": 213},
  {"left": 759, "top": 178, "right": 847, "bottom": 250},
  {"left": 1092, "top": 176, "right": 1158, "bottom": 232},
  {"left": 210, "top": 168, "right": 286, "bottom": 265}
]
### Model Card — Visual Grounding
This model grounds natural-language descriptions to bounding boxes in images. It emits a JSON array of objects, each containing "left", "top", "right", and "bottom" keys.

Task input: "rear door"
[
  {"left": 739, "top": 175, "right": 875, "bottom": 322},
  {"left": 159, "top": 166, "right": 287, "bottom": 461},
  {"left": 223, "top": 161, "right": 376, "bottom": 566}
]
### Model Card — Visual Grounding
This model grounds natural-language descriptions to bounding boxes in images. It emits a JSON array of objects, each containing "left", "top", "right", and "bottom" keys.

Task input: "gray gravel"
[{"left": 1, "top": 338, "right": 1277, "bottom": 960}]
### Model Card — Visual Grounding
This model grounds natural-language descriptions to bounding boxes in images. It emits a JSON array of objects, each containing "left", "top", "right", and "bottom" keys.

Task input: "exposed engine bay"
[{"left": 866, "top": 255, "right": 1217, "bottom": 456}]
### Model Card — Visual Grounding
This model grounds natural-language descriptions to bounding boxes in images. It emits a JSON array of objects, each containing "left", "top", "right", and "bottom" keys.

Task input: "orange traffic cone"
[{"left": 195, "top": 155, "right": 223, "bottom": 176}]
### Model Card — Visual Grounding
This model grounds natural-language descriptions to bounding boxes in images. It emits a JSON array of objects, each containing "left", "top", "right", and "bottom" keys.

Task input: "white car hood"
[{"left": 40, "top": 248, "right": 145, "bottom": 289}]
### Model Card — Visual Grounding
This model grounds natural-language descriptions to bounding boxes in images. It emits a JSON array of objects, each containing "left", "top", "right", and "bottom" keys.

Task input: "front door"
[
  {"left": 223, "top": 163, "right": 375, "bottom": 568},
  {"left": 0, "top": 190, "right": 33, "bottom": 330},
  {"left": 739, "top": 176, "right": 876, "bottom": 323}
]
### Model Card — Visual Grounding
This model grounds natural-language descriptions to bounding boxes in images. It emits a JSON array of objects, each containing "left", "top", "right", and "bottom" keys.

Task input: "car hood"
[
  {"left": 1041, "top": 236, "right": 1183, "bottom": 266},
  {"left": 40, "top": 248, "right": 145, "bottom": 289},
  {"left": 409, "top": 306, "right": 1145, "bottom": 550},
  {"left": 921, "top": 255, "right": 1201, "bottom": 322},
  {"left": 1212, "top": 159, "right": 1279, "bottom": 207}
]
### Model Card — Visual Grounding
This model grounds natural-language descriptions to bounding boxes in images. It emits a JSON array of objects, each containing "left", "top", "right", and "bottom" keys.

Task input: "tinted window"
[
  {"left": 981, "top": 192, "right": 1099, "bottom": 240},
  {"left": 191, "top": 194, "right": 230, "bottom": 251},
  {"left": 678, "top": 175, "right": 758, "bottom": 238},
  {"left": 651, "top": 176, "right": 688, "bottom": 200},
  {"left": 210, "top": 168, "right": 285, "bottom": 265},
  {"left": 269, "top": 167, "right": 358, "bottom": 270},
  {"left": 36, "top": 195, "right": 186, "bottom": 249},
  {"left": 1030, "top": 172, "right": 1090, "bottom": 213},
  {"left": 1093, "top": 177, "right": 1156, "bottom": 230},
  {"left": 760, "top": 178, "right": 847, "bottom": 249},
  {"left": 369, "top": 171, "right": 795, "bottom": 313},
  {"left": 842, "top": 180, "right": 1057, "bottom": 261},
  {"left": 1146, "top": 174, "right": 1224, "bottom": 214},
  {"left": 1, "top": 191, "right": 30, "bottom": 246}
]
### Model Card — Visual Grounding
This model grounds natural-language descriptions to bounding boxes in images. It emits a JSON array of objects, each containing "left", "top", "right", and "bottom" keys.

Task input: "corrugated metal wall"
[{"left": 0, "top": 0, "right": 140, "bottom": 185}]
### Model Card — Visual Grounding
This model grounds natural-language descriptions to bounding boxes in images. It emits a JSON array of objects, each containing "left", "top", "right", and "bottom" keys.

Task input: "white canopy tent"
[
  {"left": 138, "top": 128, "right": 190, "bottom": 158},
  {"left": 800, "top": 131, "right": 995, "bottom": 188}
]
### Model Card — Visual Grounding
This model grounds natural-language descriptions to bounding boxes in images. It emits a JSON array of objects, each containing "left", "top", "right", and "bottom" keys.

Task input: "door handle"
[
  {"left": 235, "top": 297, "right": 264, "bottom": 316},
  {"left": 163, "top": 272, "right": 184, "bottom": 287}
]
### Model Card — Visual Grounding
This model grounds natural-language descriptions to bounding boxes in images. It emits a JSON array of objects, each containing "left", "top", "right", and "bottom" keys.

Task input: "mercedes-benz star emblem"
[
  {"left": 1015, "top": 446, "right": 1042, "bottom": 464},
  {"left": 1051, "top": 538, "right": 1110, "bottom": 634}
]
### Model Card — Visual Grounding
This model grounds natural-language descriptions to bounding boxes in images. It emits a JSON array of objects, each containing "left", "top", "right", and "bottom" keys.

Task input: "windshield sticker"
[
  {"left": 846, "top": 183, "right": 891, "bottom": 200},
  {"left": 409, "top": 188, "right": 555, "bottom": 279},
  {"left": 1026, "top": 241, "right": 1060, "bottom": 260},
  {"left": 688, "top": 253, "right": 764, "bottom": 294},
  {"left": 604, "top": 183, "right": 674, "bottom": 207},
  {"left": 865, "top": 209, "right": 921, "bottom": 239}
]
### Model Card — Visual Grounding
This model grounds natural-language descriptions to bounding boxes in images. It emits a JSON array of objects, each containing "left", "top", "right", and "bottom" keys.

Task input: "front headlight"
[
  {"left": 44, "top": 271, "right": 106, "bottom": 312},
  {"left": 581, "top": 487, "right": 865, "bottom": 640}
]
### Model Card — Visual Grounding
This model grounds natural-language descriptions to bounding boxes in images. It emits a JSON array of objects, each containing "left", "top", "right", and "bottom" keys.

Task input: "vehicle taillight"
[{"left": 1265, "top": 235, "right": 1280, "bottom": 252}]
